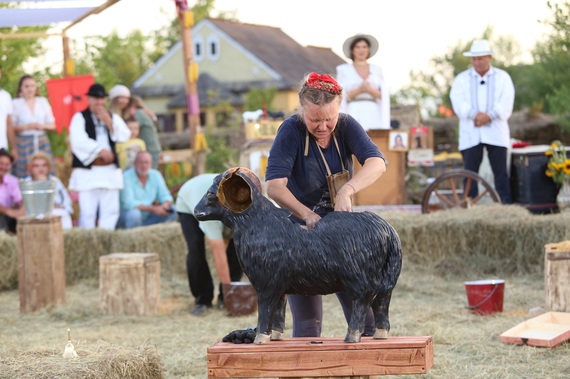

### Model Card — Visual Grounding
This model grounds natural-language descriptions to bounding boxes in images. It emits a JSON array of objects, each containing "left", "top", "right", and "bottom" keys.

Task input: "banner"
[{"left": 46, "top": 74, "right": 94, "bottom": 133}]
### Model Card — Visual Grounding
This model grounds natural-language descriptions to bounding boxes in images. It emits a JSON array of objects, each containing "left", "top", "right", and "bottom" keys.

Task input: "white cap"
[{"left": 108, "top": 84, "right": 131, "bottom": 100}]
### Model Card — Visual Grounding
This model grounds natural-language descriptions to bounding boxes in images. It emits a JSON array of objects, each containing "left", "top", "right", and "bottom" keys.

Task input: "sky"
[{"left": 56, "top": 0, "right": 561, "bottom": 92}]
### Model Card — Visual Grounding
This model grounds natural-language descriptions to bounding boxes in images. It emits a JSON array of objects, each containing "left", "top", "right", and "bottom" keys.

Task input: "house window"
[
  {"left": 157, "top": 114, "right": 176, "bottom": 133},
  {"left": 194, "top": 35, "right": 205, "bottom": 61},
  {"left": 207, "top": 34, "right": 220, "bottom": 61}
]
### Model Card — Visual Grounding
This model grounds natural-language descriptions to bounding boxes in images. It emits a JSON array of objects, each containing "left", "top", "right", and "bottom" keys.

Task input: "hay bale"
[
  {"left": 0, "top": 342, "right": 164, "bottom": 379},
  {"left": 64, "top": 228, "right": 114, "bottom": 284},
  {"left": 110, "top": 223, "right": 187, "bottom": 277},
  {"left": 378, "top": 204, "right": 570, "bottom": 276},
  {"left": 0, "top": 231, "right": 18, "bottom": 290}
]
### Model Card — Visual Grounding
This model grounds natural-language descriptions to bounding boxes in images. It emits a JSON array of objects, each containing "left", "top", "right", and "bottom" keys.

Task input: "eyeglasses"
[{"left": 31, "top": 163, "right": 48, "bottom": 168}]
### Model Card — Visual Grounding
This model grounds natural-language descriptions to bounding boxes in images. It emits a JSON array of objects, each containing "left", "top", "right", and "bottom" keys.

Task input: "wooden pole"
[{"left": 175, "top": 0, "right": 204, "bottom": 174}]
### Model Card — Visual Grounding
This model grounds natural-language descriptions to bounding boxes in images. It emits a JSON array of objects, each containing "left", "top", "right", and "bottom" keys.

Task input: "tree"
[{"left": 529, "top": 1, "right": 570, "bottom": 129}]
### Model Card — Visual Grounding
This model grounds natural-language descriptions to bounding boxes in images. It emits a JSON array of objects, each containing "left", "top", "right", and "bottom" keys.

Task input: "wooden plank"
[
  {"left": 17, "top": 216, "right": 65, "bottom": 313},
  {"left": 207, "top": 336, "right": 433, "bottom": 378}
]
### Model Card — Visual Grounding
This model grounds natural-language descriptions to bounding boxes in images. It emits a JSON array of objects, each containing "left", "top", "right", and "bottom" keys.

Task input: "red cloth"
[{"left": 46, "top": 75, "right": 94, "bottom": 133}]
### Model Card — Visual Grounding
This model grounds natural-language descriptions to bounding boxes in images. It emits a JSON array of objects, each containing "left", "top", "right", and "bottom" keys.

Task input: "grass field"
[{"left": 1, "top": 258, "right": 569, "bottom": 378}]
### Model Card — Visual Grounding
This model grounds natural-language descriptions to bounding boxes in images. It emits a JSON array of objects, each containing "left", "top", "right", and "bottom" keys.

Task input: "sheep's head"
[
  {"left": 194, "top": 167, "right": 262, "bottom": 222},
  {"left": 217, "top": 167, "right": 262, "bottom": 213}
]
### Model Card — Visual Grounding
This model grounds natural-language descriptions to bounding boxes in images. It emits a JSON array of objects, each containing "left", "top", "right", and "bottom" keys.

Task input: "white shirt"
[
  {"left": 12, "top": 97, "right": 55, "bottom": 136},
  {"left": 68, "top": 110, "right": 131, "bottom": 191},
  {"left": 0, "top": 88, "right": 13, "bottom": 149},
  {"left": 450, "top": 66, "right": 515, "bottom": 151},
  {"left": 336, "top": 63, "right": 390, "bottom": 130}
]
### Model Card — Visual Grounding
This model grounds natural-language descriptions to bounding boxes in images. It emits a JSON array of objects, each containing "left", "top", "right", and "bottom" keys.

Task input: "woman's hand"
[
  {"left": 334, "top": 184, "right": 355, "bottom": 212},
  {"left": 302, "top": 212, "right": 321, "bottom": 231}
]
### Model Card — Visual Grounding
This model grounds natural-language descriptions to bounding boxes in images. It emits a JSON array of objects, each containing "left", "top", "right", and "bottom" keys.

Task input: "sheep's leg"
[
  {"left": 254, "top": 292, "right": 280, "bottom": 344},
  {"left": 371, "top": 291, "right": 392, "bottom": 339},
  {"left": 270, "top": 295, "right": 287, "bottom": 341},
  {"left": 344, "top": 297, "right": 369, "bottom": 343}
]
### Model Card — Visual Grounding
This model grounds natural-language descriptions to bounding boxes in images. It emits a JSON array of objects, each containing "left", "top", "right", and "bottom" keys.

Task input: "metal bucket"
[{"left": 19, "top": 180, "right": 55, "bottom": 217}]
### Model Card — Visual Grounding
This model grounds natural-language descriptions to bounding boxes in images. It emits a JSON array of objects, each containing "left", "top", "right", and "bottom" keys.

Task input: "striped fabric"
[{"left": 13, "top": 134, "right": 54, "bottom": 178}]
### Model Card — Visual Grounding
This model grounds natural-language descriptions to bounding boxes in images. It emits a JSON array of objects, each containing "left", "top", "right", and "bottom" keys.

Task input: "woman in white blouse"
[
  {"left": 336, "top": 34, "right": 390, "bottom": 131},
  {"left": 12, "top": 75, "right": 56, "bottom": 178}
]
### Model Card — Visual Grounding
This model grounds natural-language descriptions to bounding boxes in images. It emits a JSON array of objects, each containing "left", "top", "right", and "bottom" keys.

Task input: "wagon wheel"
[{"left": 421, "top": 169, "right": 501, "bottom": 214}]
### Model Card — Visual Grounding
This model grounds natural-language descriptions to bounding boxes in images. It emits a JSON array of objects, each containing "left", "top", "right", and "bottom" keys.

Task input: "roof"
[
  {"left": 207, "top": 18, "right": 345, "bottom": 87},
  {"left": 133, "top": 18, "right": 346, "bottom": 91}
]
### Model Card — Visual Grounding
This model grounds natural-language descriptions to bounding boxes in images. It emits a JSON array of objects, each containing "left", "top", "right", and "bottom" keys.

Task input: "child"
[
  {"left": 24, "top": 152, "right": 73, "bottom": 229},
  {"left": 115, "top": 119, "right": 146, "bottom": 171}
]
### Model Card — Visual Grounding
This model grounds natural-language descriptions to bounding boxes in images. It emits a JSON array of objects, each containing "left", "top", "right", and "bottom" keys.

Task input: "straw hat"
[
  {"left": 342, "top": 34, "right": 379, "bottom": 59},
  {"left": 463, "top": 39, "right": 494, "bottom": 57},
  {"left": 109, "top": 84, "right": 131, "bottom": 100}
]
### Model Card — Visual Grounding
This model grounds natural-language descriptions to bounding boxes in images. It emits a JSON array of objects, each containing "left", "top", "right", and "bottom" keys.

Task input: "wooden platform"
[{"left": 207, "top": 336, "right": 433, "bottom": 378}]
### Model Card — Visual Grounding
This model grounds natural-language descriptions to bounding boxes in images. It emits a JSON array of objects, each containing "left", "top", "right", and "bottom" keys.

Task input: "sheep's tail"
[{"left": 381, "top": 223, "right": 403, "bottom": 289}]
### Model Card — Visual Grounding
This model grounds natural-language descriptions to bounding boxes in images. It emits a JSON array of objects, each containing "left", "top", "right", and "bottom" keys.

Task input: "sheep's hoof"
[
  {"left": 344, "top": 329, "right": 362, "bottom": 343},
  {"left": 270, "top": 330, "right": 283, "bottom": 341},
  {"left": 254, "top": 333, "right": 271, "bottom": 344},
  {"left": 373, "top": 329, "right": 389, "bottom": 339}
]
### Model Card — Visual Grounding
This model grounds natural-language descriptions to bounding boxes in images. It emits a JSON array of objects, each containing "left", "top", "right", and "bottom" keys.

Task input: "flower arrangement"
[{"left": 545, "top": 140, "right": 570, "bottom": 185}]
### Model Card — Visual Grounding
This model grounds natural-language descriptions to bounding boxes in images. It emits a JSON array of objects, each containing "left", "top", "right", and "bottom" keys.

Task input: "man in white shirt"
[
  {"left": 68, "top": 83, "right": 131, "bottom": 229},
  {"left": 0, "top": 66, "right": 16, "bottom": 160},
  {"left": 450, "top": 39, "right": 515, "bottom": 204}
]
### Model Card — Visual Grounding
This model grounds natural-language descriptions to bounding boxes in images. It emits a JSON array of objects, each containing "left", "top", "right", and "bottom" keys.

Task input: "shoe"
[{"left": 191, "top": 304, "right": 211, "bottom": 316}]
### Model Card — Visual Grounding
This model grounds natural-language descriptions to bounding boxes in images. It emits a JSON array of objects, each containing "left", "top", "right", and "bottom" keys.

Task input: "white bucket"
[{"left": 19, "top": 180, "right": 56, "bottom": 217}]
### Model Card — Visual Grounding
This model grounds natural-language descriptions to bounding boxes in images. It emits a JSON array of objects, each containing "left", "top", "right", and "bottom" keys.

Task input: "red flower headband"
[{"left": 305, "top": 72, "right": 342, "bottom": 94}]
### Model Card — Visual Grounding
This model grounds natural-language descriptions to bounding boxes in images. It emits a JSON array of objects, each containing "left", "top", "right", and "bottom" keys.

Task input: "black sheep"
[{"left": 194, "top": 167, "right": 402, "bottom": 344}]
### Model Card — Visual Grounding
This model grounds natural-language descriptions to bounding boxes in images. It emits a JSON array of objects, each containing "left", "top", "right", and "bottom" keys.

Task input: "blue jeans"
[{"left": 116, "top": 206, "right": 178, "bottom": 229}]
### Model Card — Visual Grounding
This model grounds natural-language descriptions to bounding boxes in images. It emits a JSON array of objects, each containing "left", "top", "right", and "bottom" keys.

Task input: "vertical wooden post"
[
  {"left": 545, "top": 241, "right": 570, "bottom": 312},
  {"left": 17, "top": 216, "right": 66, "bottom": 313},
  {"left": 175, "top": 0, "right": 205, "bottom": 174},
  {"left": 62, "top": 33, "right": 74, "bottom": 77}
]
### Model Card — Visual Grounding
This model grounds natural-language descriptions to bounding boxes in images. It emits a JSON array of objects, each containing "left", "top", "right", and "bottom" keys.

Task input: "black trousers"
[
  {"left": 461, "top": 143, "right": 512, "bottom": 204},
  {"left": 0, "top": 214, "right": 17, "bottom": 233},
  {"left": 178, "top": 212, "right": 243, "bottom": 306}
]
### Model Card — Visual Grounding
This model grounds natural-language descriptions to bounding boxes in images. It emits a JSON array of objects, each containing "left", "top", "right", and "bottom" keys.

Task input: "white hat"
[
  {"left": 463, "top": 39, "right": 494, "bottom": 57},
  {"left": 342, "top": 34, "right": 379, "bottom": 59},
  {"left": 108, "top": 84, "right": 131, "bottom": 100}
]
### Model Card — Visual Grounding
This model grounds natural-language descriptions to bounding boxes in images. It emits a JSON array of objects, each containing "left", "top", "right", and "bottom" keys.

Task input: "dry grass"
[
  {"left": 0, "top": 263, "right": 569, "bottom": 378},
  {"left": 1, "top": 205, "right": 570, "bottom": 378}
]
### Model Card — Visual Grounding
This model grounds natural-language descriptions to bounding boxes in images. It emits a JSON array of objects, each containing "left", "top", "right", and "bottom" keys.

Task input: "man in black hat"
[{"left": 67, "top": 83, "right": 131, "bottom": 229}]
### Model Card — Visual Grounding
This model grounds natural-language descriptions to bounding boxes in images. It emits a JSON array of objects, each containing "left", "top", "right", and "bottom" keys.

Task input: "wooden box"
[
  {"left": 545, "top": 241, "right": 570, "bottom": 312},
  {"left": 99, "top": 253, "right": 160, "bottom": 316},
  {"left": 354, "top": 130, "right": 406, "bottom": 206},
  {"left": 499, "top": 312, "right": 570, "bottom": 348},
  {"left": 207, "top": 336, "right": 433, "bottom": 378},
  {"left": 17, "top": 215, "right": 66, "bottom": 313}
]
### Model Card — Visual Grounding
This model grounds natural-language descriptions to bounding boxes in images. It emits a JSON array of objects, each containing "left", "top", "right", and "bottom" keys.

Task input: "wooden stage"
[{"left": 207, "top": 336, "right": 433, "bottom": 378}]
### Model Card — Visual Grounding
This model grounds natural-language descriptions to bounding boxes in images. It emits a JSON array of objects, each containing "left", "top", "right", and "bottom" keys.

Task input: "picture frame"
[{"left": 389, "top": 131, "right": 409, "bottom": 152}]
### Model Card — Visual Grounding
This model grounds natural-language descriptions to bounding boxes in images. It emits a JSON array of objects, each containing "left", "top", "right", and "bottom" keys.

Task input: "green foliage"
[
  {"left": 46, "top": 129, "right": 68, "bottom": 158},
  {"left": 244, "top": 87, "right": 277, "bottom": 111},
  {"left": 529, "top": 1, "right": 570, "bottom": 130},
  {"left": 204, "top": 131, "right": 238, "bottom": 173}
]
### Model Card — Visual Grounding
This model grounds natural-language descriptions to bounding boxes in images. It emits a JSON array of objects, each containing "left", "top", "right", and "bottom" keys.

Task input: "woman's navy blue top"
[{"left": 265, "top": 113, "right": 384, "bottom": 219}]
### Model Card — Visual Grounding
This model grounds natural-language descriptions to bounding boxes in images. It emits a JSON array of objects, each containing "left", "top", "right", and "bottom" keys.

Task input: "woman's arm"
[
  {"left": 334, "top": 157, "right": 386, "bottom": 212},
  {"left": 266, "top": 177, "right": 321, "bottom": 230}
]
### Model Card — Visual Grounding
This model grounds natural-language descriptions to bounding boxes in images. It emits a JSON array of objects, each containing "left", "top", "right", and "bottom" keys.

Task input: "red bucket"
[{"left": 464, "top": 279, "right": 505, "bottom": 315}]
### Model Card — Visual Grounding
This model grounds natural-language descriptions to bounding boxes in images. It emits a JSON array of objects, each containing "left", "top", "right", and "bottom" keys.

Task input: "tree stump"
[
  {"left": 545, "top": 241, "right": 570, "bottom": 312},
  {"left": 17, "top": 215, "right": 65, "bottom": 313},
  {"left": 99, "top": 253, "right": 160, "bottom": 316}
]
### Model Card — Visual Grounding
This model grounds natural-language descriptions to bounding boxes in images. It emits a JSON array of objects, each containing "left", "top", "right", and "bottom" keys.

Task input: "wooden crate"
[
  {"left": 545, "top": 241, "right": 570, "bottom": 312},
  {"left": 17, "top": 215, "right": 66, "bottom": 313},
  {"left": 354, "top": 129, "right": 406, "bottom": 206},
  {"left": 99, "top": 253, "right": 160, "bottom": 316},
  {"left": 207, "top": 336, "right": 433, "bottom": 378},
  {"left": 499, "top": 312, "right": 570, "bottom": 348}
]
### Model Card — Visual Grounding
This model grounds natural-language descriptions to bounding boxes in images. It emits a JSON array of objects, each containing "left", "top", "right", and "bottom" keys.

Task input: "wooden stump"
[
  {"left": 545, "top": 241, "right": 570, "bottom": 312},
  {"left": 207, "top": 336, "right": 433, "bottom": 378},
  {"left": 99, "top": 253, "right": 160, "bottom": 316},
  {"left": 17, "top": 215, "right": 65, "bottom": 313}
]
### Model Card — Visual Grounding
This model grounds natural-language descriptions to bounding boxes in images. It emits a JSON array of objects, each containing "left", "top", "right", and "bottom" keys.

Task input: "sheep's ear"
[{"left": 218, "top": 169, "right": 253, "bottom": 213}]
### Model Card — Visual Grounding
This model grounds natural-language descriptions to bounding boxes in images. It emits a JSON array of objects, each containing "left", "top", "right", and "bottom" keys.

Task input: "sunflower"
[{"left": 545, "top": 140, "right": 570, "bottom": 185}]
